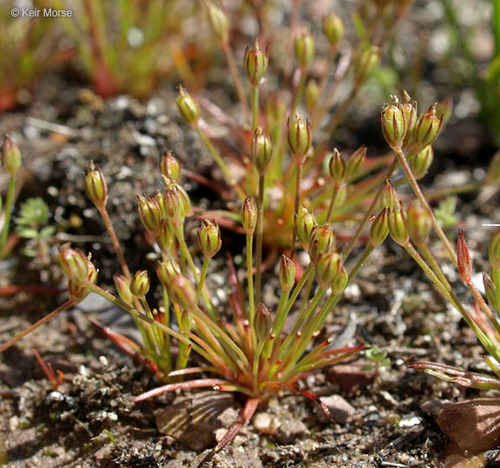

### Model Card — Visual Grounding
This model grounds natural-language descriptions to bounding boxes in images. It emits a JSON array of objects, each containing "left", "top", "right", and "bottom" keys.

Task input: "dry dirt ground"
[{"left": 0, "top": 79, "right": 498, "bottom": 468}]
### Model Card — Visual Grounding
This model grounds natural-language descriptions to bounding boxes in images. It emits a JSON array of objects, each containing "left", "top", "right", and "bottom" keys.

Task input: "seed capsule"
[
  {"left": 279, "top": 255, "right": 296, "bottom": 294},
  {"left": 287, "top": 112, "right": 311, "bottom": 161},
  {"left": 60, "top": 247, "right": 89, "bottom": 285},
  {"left": 130, "top": 270, "right": 150, "bottom": 298},
  {"left": 323, "top": 13, "right": 344, "bottom": 48},
  {"left": 251, "top": 127, "right": 273, "bottom": 174},
  {"left": 294, "top": 29, "right": 315, "bottom": 69},
  {"left": 84, "top": 162, "right": 108, "bottom": 210},
  {"left": 369, "top": 208, "right": 390, "bottom": 248},
  {"left": 244, "top": 39, "right": 268, "bottom": 87},
  {"left": 198, "top": 219, "right": 222, "bottom": 258},
  {"left": 160, "top": 150, "right": 181, "bottom": 183},
  {"left": 411, "top": 104, "right": 443, "bottom": 153},
  {"left": 176, "top": 86, "right": 200, "bottom": 127},
  {"left": 381, "top": 96, "right": 407, "bottom": 151},
  {"left": 2, "top": 135, "right": 21, "bottom": 177},
  {"left": 241, "top": 196, "right": 257, "bottom": 235}
]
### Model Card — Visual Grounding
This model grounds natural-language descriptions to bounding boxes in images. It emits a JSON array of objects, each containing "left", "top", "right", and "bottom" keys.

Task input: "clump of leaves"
[{"left": 16, "top": 197, "right": 56, "bottom": 258}]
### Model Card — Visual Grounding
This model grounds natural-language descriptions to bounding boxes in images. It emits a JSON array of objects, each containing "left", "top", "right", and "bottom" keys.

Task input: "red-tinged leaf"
[
  {"left": 133, "top": 378, "right": 230, "bottom": 402},
  {"left": 457, "top": 229, "right": 472, "bottom": 283},
  {"left": 406, "top": 357, "right": 500, "bottom": 390}
]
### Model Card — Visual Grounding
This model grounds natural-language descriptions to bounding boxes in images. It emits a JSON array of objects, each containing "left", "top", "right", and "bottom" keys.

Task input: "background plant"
[{"left": 0, "top": 0, "right": 68, "bottom": 112}]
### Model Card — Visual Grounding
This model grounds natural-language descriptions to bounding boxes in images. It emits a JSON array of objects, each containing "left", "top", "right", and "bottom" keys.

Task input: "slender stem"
[
  {"left": 0, "top": 177, "right": 17, "bottom": 254},
  {"left": 221, "top": 41, "right": 250, "bottom": 122},
  {"left": 174, "top": 224, "right": 216, "bottom": 319},
  {"left": 343, "top": 157, "right": 398, "bottom": 259},
  {"left": 251, "top": 86, "right": 259, "bottom": 131},
  {"left": 418, "top": 242, "right": 451, "bottom": 291},
  {"left": 98, "top": 207, "right": 131, "bottom": 279},
  {"left": 90, "top": 284, "right": 192, "bottom": 345},
  {"left": 245, "top": 229, "right": 258, "bottom": 370},
  {"left": 325, "top": 183, "right": 340, "bottom": 225},
  {"left": 196, "top": 127, "right": 246, "bottom": 200},
  {"left": 291, "top": 68, "right": 307, "bottom": 112},
  {"left": 0, "top": 299, "right": 75, "bottom": 352},
  {"left": 246, "top": 233, "right": 255, "bottom": 324},
  {"left": 292, "top": 160, "right": 304, "bottom": 248},
  {"left": 465, "top": 279, "right": 500, "bottom": 337},
  {"left": 255, "top": 173, "right": 265, "bottom": 306},
  {"left": 197, "top": 257, "right": 210, "bottom": 303},
  {"left": 395, "top": 148, "right": 457, "bottom": 264},
  {"left": 403, "top": 244, "right": 500, "bottom": 361}
]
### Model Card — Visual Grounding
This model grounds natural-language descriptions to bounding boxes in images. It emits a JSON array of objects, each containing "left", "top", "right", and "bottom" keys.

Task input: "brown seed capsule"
[
  {"left": 160, "top": 150, "right": 181, "bottom": 183},
  {"left": 457, "top": 229, "right": 472, "bottom": 283},
  {"left": 241, "top": 196, "right": 257, "bottom": 235},
  {"left": 328, "top": 149, "right": 346, "bottom": 184},
  {"left": 254, "top": 303, "right": 273, "bottom": 341}
]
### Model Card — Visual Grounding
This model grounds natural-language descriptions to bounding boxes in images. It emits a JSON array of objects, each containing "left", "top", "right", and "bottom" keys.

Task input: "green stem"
[
  {"left": 396, "top": 148, "right": 457, "bottom": 264},
  {"left": 255, "top": 173, "right": 265, "bottom": 306},
  {"left": 246, "top": 233, "right": 255, "bottom": 325},
  {"left": 292, "top": 160, "right": 304, "bottom": 248},
  {"left": 174, "top": 224, "right": 216, "bottom": 319},
  {"left": 0, "top": 177, "right": 16, "bottom": 254},
  {"left": 325, "top": 183, "right": 340, "bottom": 225},
  {"left": 291, "top": 68, "right": 307, "bottom": 112},
  {"left": 196, "top": 127, "right": 246, "bottom": 200},
  {"left": 343, "top": 157, "right": 398, "bottom": 259},
  {"left": 251, "top": 86, "right": 259, "bottom": 131},
  {"left": 99, "top": 207, "right": 131, "bottom": 279},
  {"left": 403, "top": 244, "right": 500, "bottom": 362},
  {"left": 197, "top": 257, "right": 210, "bottom": 303}
]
